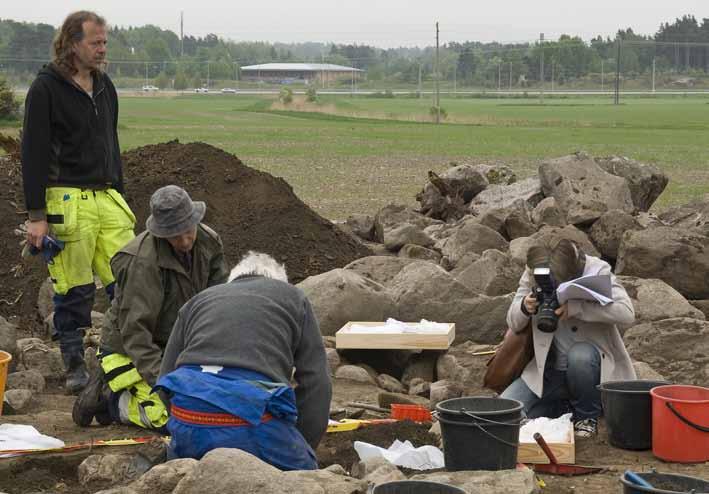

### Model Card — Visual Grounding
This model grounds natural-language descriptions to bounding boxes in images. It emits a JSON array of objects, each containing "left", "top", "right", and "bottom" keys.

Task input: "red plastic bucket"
[{"left": 650, "top": 385, "right": 709, "bottom": 463}]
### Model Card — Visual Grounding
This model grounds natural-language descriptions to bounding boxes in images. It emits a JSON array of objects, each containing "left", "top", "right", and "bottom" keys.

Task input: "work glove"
[{"left": 15, "top": 222, "right": 65, "bottom": 264}]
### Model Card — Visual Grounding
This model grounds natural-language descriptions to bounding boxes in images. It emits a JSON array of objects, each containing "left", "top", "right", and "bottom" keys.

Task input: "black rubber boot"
[
  {"left": 72, "top": 365, "right": 111, "bottom": 427},
  {"left": 65, "top": 359, "right": 90, "bottom": 395}
]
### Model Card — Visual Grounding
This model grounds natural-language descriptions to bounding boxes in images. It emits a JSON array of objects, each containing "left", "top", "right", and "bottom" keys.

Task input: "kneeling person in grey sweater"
[{"left": 156, "top": 251, "right": 332, "bottom": 469}]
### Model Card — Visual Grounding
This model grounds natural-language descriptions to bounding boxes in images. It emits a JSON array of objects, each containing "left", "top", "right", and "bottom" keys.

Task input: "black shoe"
[
  {"left": 72, "top": 366, "right": 109, "bottom": 427},
  {"left": 66, "top": 362, "right": 89, "bottom": 395}
]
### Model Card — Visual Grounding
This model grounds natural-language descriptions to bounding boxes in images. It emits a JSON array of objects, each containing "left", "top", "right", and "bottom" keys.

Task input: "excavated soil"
[
  {"left": 0, "top": 141, "right": 370, "bottom": 327},
  {"left": 120, "top": 140, "right": 370, "bottom": 283}
]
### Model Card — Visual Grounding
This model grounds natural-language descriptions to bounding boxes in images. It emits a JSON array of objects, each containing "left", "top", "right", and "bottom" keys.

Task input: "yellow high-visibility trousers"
[{"left": 45, "top": 187, "right": 135, "bottom": 295}]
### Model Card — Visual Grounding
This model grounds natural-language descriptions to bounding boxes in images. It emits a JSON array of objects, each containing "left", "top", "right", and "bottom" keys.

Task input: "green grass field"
[{"left": 5, "top": 94, "right": 709, "bottom": 219}]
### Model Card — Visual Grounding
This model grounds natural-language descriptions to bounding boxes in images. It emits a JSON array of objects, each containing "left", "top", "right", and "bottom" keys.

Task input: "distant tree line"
[{"left": 0, "top": 14, "right": 707, "bottom": 88}]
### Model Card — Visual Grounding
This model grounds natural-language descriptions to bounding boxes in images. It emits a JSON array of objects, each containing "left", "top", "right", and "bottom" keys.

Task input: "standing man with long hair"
[{"left": 21, "top": 11, "right": 134, "bottom": 394}]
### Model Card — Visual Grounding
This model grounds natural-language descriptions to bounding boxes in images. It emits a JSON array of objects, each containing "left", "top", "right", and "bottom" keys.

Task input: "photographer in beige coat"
[{"left": 501, "top": 239, "right": 636, "bottom": 438}]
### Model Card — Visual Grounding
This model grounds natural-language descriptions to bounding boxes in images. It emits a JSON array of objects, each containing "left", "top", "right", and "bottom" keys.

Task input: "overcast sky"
[{"left": 3, "top": 1, "right": 707, "bottom": 47}]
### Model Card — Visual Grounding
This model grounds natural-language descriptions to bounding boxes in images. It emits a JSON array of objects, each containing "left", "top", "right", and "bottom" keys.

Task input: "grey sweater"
[{"left": 159, "top": 275, "right": 332, "bottom": 449}]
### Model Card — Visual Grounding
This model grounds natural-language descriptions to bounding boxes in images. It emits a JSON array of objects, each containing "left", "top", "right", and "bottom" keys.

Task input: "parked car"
[
  {"left": 142, "top": 85, "right": 159, "bottom": 91},
  {"left": 194, "top": 87, "right": 209, "bottom": 93},
  {"left": 221, "top": 88, "right": 237, "bottom": 94}
]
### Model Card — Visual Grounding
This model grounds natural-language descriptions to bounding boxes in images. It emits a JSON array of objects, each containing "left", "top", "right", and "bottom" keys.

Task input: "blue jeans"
[{"left": 501, "top": 342, "right": 602, "bottom": 421}]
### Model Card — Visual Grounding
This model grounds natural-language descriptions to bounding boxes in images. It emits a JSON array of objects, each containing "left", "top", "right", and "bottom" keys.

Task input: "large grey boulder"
[
  {"left": 173, "top": 448, "right": 289, "bottom": 494},
  {"left": 344, "top": 214, "right": 375, "bottom": 241},
  {"left": 539, "top": 153, "right": 635, "bottom": 226},
  {"left": 0, "top": 316, "right": 18, "bottom": 365},
  {"left": 589, "top": 209, "right": 643, "bottom": 260},
  {"left": 616, "top": 276, "right": 705, "bottom": 331},
  {"left": 531, "top": 197, "right": 566, "bottom": 227},
  {"left": 455, "top": 249, "right": 524, "bottom": 296},
  {"left": 3, "top": 389, "right": 33, "bottom": 414},
  {"left": 130, "top": 459, "right": 199, "bottom": 494},
  {"left": 390, "top": 262, "right": 512, "bottom": 344},
  {"left": 509, "top": 225, "right": 599, "bottom": 265},
  {"left": 298, "top": 269, "right": 398, "bottom": 336},
  {"left": 344, "top": 256, "right": 420, "bottom": 287},
  {"left": 78, "top": 454, "right": 153, "bottom": 486},
  {"left": 596, "top": 155, "right": 669, "bottom": 212},
  {"left": 416, "top": 164, "right": 489, "bottom": 214},
  {"left": 383, "top": 223, "right": 434, "bottom": 252},
  {"left": 475, "top": 200, "right": 536, "bottom": 241},
  {"left": 624, "top": 318, "right": 709, "bottom": 386},
  {"left": 659, "top": 196, "right": 709, "bottom": 233},
  {"left": 633, "top": 361, "right": 667, "bottom": 381},
  {"left": 374, "top": 204, "right": 440, "bottom": 243},
  {"left": 616, "top": 227, "right": 709, "bottom": 299},
  {"left": 411, "top": 468, "right": 537, "bottom": 494},
  {"left": 377, "top": 374, "right": 405, "bottom": 393},
  {"left": 282, "top": 469, "right": 367, "bottom": 494},
  {"left": 335, "top": 365, "right": 376, "bottom": 385},
  {"left": 470, "top": 177, "right": 543, "bottom": 215},
  {"left": 6, "top": 369, "right": 46, "bottom": 393},
  {"left": 378, "top": 391, "right": 430, "bottom": 409},
  {"left": 16, "top": 338, "right": 64, "bottom": 380},
  {"left": 440, "top": 221, "right": 509, "bottom": 268}
]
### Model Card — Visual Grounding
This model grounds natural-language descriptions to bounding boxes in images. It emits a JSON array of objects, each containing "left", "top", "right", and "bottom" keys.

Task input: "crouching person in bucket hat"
[
  {"left": 153, "top": 252, "right": 331, "bottom": 470},
  {"left": 72, "top": 185, "right": 229, "bottom": 430}
]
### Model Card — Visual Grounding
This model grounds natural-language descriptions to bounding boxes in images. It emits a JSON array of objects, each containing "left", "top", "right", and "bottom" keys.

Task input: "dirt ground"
[{"left": 2, "top": 378, "right": 708, "bottom": 494}]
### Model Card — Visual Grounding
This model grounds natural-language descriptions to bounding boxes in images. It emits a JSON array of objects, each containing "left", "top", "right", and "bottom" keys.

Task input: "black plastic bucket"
[
  {"left": 372, "top": 480, "right": 467, "bottom": 494},
  {"left": 598, "top": 380, "right": 670, "bottom": 450},
  {"left": 435, "top": 396, "right": 523, "bottom": 471},
  {"left": 620, "top": 471, "right": 709, "bottom": 493}
]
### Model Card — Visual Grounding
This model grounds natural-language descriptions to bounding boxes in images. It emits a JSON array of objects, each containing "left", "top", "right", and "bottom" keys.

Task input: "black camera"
[{"left": 533, "top": 266, "right": 560, "bottom": 333}]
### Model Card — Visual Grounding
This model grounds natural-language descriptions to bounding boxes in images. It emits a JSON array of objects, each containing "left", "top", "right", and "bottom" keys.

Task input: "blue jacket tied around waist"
[{"left": 156, "top": 365, "right": 317, "bottom": 470}]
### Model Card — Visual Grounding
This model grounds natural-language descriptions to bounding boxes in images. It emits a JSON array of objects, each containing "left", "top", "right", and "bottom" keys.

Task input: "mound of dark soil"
[
  {"left": 0, "top": 153, "right": 45, "bottom": 329},
  {"left": 121, "top": 140, "right": 370, "bottom": 282},
  {"left": 0, "top": 139, "right": 370, "bottom": 326}
]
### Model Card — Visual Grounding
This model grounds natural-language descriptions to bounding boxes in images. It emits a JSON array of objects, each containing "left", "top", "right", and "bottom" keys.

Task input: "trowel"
[{"left": 531, "top": 432, "right": 605, "bottom": 476}]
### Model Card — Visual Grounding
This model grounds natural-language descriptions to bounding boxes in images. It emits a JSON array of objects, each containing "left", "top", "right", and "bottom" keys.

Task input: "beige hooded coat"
[{"left": 507, "top": 255, "right": 637, "bottom": 398}]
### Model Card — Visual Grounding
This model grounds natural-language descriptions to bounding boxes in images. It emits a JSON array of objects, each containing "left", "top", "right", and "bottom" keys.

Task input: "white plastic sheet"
[
  {"left": 0, "top": 424, "right": 65, "bottom": 458},
  {"left": 518, "top": 413, "right": 573, "bottom": 444},
  {"left": 354, "top": 439, "right": 445, "bottom": 470}
]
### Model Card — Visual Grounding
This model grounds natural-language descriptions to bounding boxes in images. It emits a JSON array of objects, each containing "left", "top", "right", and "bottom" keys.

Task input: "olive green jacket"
[{"left": 100, "top": 224, "right": 229, "bottom": 386}]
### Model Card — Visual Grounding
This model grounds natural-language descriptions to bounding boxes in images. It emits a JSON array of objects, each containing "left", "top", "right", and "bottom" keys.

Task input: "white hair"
[{"left": 228, "top": 251, "right": 288, "bottom": 283}]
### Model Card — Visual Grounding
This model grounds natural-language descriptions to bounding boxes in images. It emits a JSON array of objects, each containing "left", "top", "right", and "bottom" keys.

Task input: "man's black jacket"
[{"left": 21, "top": 63, "right": 123, "bottom": 220}]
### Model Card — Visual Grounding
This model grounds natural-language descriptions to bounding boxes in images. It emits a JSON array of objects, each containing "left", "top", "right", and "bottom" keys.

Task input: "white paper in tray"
[{"left": 348, "top": 318, "right": 449, "bottom": 334}]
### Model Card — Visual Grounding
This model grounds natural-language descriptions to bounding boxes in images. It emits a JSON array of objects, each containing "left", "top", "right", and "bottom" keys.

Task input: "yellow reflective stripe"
[{"left": 100, "top": 353, "right": 143, "bottom": 392}]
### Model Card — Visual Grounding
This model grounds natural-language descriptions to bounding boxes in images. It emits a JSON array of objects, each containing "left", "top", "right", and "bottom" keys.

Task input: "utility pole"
[
  {"left": 453, "top": 66, "right": 457, "bottom": 96},
  {"left": 614, "top": 36, "right": 621, "bottom": 105},
  {"left": 601, "top": 59, "right": 604, "bottom": 92},
  {"left": 418, "top": 63, "right": 422, "bottom": 98},
  {"left": 652, "top": 57, "right": 656, "bottom": 93},
  {"left": 539, "top": 33, "right": 545, "bottom": 104},
  {"left": 144, "top": 61, "right": 148, "bottom": 86},
  {"left": 435, "top": 22, "right": 440, "bottom": 124},
  {"left": 509, "top": 61, "right": 512, "bottom": 91},
  {"left": 180, "top": 11, "right": 184, "bottom": 58},
  {"left": 207, "top": 61, "right": 210, "bottom": 88},
  {"left": 497, "top": 62, "right": 501, "bottom": 93},
  {"left": 551, "top": 60, "right": 554, "bottom": 92}
]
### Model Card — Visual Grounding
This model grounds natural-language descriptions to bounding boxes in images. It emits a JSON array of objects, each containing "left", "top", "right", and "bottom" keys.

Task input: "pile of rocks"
[
  {"left": 312, "top": 152, "right": 709, "bottom": 392},
  {"left": 84, "top": 447, "right": 538, "bottom": 494}
]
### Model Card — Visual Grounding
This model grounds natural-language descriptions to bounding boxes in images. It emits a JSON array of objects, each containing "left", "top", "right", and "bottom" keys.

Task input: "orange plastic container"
[
  {"left": 390, "top": 404, "right": 432, "bottom": 422},
  {"left": 0, "top": 350, "right": 12, "bottom": 415},
  {"left": 650, "top": 384, "right": 709, "bottom": 463}
]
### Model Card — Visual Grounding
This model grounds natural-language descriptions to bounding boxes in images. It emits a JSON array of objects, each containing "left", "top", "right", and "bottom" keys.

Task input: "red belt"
[{"left": 171, "top": 404, "right": 273, "bottom": 427}]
